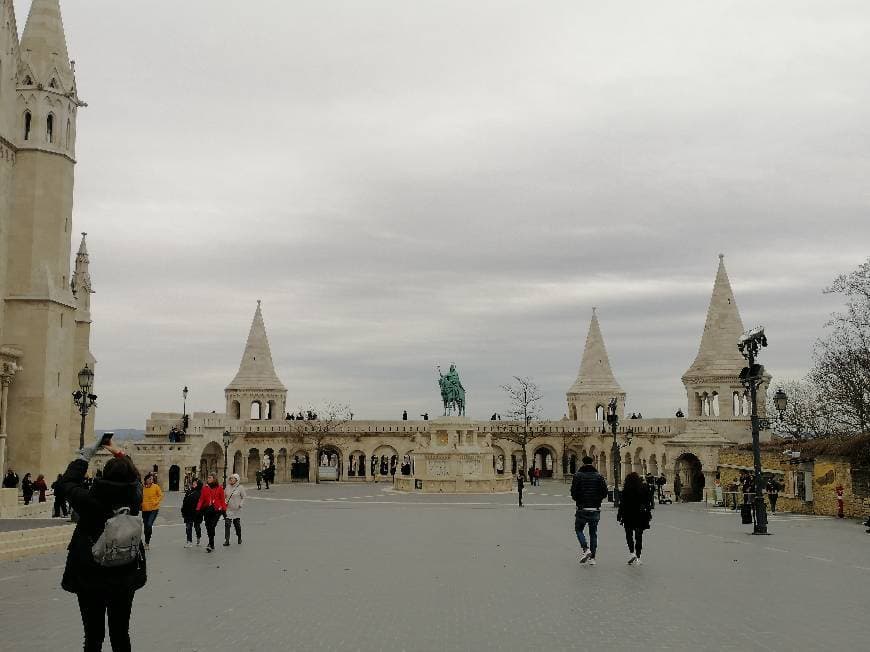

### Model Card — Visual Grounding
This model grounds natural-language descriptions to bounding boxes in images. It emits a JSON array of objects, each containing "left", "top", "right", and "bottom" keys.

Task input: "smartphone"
[{"left": 99, "top": 432, "right": 114, "bottom": 446}]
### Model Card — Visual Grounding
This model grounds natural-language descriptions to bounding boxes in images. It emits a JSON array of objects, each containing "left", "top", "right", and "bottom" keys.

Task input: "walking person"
[
  {"left": 21, "top": 472, "right": 34, "bottom": 505},
  {"left": 196, "top": 473, "right": 227, "bottom": 552},
  {"left": 223, "top": 473, "right": 246, "bottom": 546},
  {"left": 51, "top": 473, "right": 69, "bottom": 518},
  {"left": 517, "top": 470, "right": 525, "bottom": 507},
  {"left": 255, "top": 469, "right": 263, "bottom": 490},
  {"left": 59, "top": 435, "right": 146, "bottom": 652},
  {"left": 140, "top": 474, "right": 163, "bottom": 550},
  {"left": 617, "top": 472, "right": 653, "bottom": 565},
  {"left": 534, "top": 467, "right": 542, "bottom": 486},
  {"left": 181, "top": 478, "right": 203, "bottom": 547},
  {"left": 672, "top": 473, "right": 682, "bottom": 503},
  {"left": 766, "top": 478, "right": 780, "bottom": 514},
  {"left": 34, "top": 474, "right": 48, "bottom": 502},
  {"left": 570, "top": 456, "right": 608, "bottom": 566}
]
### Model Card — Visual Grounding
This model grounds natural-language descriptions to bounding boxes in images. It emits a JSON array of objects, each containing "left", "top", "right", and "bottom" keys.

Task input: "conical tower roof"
[
  {"left": 568, "top": 308, "right": 623, "bottom": 395},
  {"left": 19, "top": 0, "right": 75, "bottom": 92},
  {"left": 683, "top": 255, "right": 747, "bottom": 379},
  {"left": 226, "top": 301, "right": 286, "bottom": 391}
]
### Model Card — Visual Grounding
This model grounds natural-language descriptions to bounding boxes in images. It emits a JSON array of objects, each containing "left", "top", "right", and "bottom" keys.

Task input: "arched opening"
[
  {"left": 247, "top": 448, "right": 260, "bottom": 484},
  {"left": 492, "top": 445, "right": 506, "bottom": 475},
  {"left": 702, "top": 393, "right": 710, "bottom": 417},
  {"left": 232, "top": 450, "right": 243, "bottom": 475},
  {"left": 250, "top": 400, "right": 262, "bottom": 420},
  {"left": 633, "top": 448, "right": 644, "bottom": 475},
  {"left": 569, "top": 452, "right": 578, "bottom": 474},
  {"left": 742, "top": 393, "right": 751, "bottom": 417},
  {"left": 533, "top": 446, "right": 556, "bottom": 479},
  {"left": 290, "top": 450, "right": 310, "bottom": 481},
  {"left": 318, "top": 445, "right": 342, "bottom": 481},
  {"left": 675, "top": 453, "right": 704, "bottom": 502},
  {"left": 200, "top": 442, "right": 223, "bottom": 480},
  {"left": 733, "top": 392, "right": 741, "bottom": 417},
  {"left": 511, "top": 453, "right": 520, "bottom": 475},
  {"left": 660, "top": 453, "right": 668, "bottom": 481},
  {"left": 712, "top": 392, "right": 720, "bottom": 417},
  {"left": 66, "top": 118, "right": 71, "bottom": 148},
  {"left": 372, "top": 445, "right": 399, "bottom": 479},
  {"left": 569, "top": 404, "right": 577, "bottom": 420},
  {"left": 267, "top": 400, "right": 276, "bottom": 420},
  {"left": 648, "top": 453, "right": 659, "bottom": 477},
  {"left": 231, "top": 400, "right": 241, "bottom": 419},
  {"left": 263, "top": 448, "right": 275, "bottom": 484},
  {"left": 348, "top": 449, "right": 366, "bottom": 477},
  {"left": 168, "top": 465, "right": 181, "bottom": 492},
  {"left": 598, "top": 451, "right": 608, "bottom": 484},
  {"left": 46, "top": 113, "right": 54, "bottom": 143},
  {"left": 595, "top": 405, "right": 605, "bottom": 421},
  {"left": 23, "top": 111, "right": 31, "bottom": 141}
]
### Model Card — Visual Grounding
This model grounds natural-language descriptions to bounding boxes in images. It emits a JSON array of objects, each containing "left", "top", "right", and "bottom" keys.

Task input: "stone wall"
[{"left": 717, "top": 446, "right": 870, "bottom": 519}]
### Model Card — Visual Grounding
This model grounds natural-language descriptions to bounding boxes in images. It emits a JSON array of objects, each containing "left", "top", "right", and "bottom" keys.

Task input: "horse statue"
[{"left": 437, "top": 364, "right": 466, "bottom": 416}]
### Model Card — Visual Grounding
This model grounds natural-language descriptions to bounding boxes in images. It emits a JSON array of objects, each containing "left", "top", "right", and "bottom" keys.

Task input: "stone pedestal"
[{"left": 394, "top": 416, "right": 513, "bottom": 493}]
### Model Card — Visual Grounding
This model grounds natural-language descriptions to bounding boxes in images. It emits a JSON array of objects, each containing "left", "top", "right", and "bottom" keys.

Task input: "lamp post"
[
  {"left": 738, "top": 327, "right": 771, "bottom": 535},
  {"left": 72, "top": 364, "right": 97, "bottom": 450},
  {"left": 773, "top": 387, "right": 788, "bottom": 424},
  {"left": 222, "top": 429, "right": 232, "bottom": 488},
  {"left": 182, "top": 386, "right": 189, "bottom": 433},
  {"left": 606, "top": 398, "right": 632, "bottom": 506}
]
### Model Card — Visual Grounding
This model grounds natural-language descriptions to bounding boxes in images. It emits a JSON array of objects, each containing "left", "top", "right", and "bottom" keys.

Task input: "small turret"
[{"left": 71, "top": 232, "right": 92, "bottom": 315}]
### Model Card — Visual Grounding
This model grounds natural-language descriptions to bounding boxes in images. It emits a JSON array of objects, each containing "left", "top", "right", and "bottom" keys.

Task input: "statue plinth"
[{"left": 394, "top": 416, "right": 512, "bottom": 494}]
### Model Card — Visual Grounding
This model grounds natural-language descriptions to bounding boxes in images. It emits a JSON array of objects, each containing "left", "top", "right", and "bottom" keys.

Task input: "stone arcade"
[{"left": 127, "top": 255, "right": 771, "bottom": 500}]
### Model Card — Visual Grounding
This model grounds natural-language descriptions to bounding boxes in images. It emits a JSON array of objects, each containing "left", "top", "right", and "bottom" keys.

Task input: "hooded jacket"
[
  {"left": 59, "top": 459, "right": 147, "bottom": 595},
  {"left": 224, "top": 475, "right": 246, "bottom": 519},
  {"left": 570, "top": 464, "right": 608, "bottom": 509}
]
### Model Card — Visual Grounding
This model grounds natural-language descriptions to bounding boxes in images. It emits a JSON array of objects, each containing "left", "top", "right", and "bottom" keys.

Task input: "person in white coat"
[{"left": 223, "top": 474, "right": 247, "bottom": 546}]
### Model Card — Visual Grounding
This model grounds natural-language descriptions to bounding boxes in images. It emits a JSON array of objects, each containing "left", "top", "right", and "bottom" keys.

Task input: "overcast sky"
[{"left": 16, "top": 1, "right": 869, "bottom": 427}]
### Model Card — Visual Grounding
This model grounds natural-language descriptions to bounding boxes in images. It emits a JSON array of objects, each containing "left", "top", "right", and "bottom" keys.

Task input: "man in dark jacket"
[
  {"left": 60, "top": 436, "right": 146, "bottom": 652},
  {"left": 570, "top": 456, "right": 608, "bottom": 565},
  {"left": 516, "top": 471, "right": 525, "bottom": 507},
  {"left": 2, "top": 469, "right": 19, "bottom": 488}
]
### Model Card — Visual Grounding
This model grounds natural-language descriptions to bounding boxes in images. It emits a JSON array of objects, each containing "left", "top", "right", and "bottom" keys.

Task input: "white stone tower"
[
  {"left": 681, "top": 254, "right": 768, "bottom": 440},
  {"left": 566, "top": 308, "right": 626, "bottom": 421},
  {"left": 69, "top": 232, "right": 96, "bottom": 451},
  {"left": 225, "top": 302, "right": 287, "bottom": 421},
  {"left": 3, "top": 0, "right": 90, "bottom": 477}
]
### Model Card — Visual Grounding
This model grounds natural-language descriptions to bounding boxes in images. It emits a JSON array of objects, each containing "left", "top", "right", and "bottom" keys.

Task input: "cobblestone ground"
[{"left": 1, "top": 480, "right": 869, "bottom": 651}]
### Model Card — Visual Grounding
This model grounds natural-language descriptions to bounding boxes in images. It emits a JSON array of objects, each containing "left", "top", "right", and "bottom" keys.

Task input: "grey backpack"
[{"left": 92, "top": 507, "right": 143, "bottom": 567}]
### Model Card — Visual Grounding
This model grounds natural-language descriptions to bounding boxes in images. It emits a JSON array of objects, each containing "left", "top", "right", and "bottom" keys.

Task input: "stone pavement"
[{"left": 1, "top": 480, "right": 869, "bottom": 651}]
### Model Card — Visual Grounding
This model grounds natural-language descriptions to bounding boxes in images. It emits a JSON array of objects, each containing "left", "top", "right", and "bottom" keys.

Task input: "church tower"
[
  {"left": 681, "top": 255, "right": 769, "bottom": 440},
  {"left": 566, "top": 308, "right": 626, "bottom": 421},
  {"left": 69, "top": 232, "right": 96, "bottom": 452},
  {"left": 3, "top": 0, "right": 89, "bottom": 476},
  {"left": 225, "top": 302, "right": 287, "bottom": 421}
]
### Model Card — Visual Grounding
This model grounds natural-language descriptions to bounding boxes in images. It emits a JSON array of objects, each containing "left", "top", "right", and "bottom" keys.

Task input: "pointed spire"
[
  {"left": 226, "top": 302, "right": 286, "bottom": 391},
  {"left": 19, "top": 0, "right": 74, "bottom": 91},
  {"left": 568, "top": 309, "right": 623, "bottom": 394},
  {"left": 683, "top": 254, "right": 747, "bottom": 378},
  {"left": 71, "top": 232, "right": 92, "bottom": 299}
]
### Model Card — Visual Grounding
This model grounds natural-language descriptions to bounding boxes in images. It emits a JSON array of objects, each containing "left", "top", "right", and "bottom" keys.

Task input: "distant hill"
[{"left": 96, "top": 429, "right": 145, "bottom": 441}]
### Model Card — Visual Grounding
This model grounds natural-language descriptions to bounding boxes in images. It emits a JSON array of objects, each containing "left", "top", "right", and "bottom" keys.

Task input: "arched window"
[
  {"left": 46, "top": 113, "right": 54, "bottom": 143},
  {"left": 702, "top": 393, "right": 710, "bottom": 417},
  {"left": 742, "top": 393, "right": 751, "bottom": 417},
  {"left": 569, "top": 404, "right": 577, "bottom": 420},
  {"left": 49, "top": 78, "right": 58, "bottom": 89},
  {"left": 595, "top": 405, "right": 605, "bottom": 421},
  {"left": 23, "top": 75, "right": 32, "bottom": 86},
  {"left": 23, "top": 111, "right": 31, "bottom": 141},
  {"left": 251, "top": 400, "right": 262, "bottom": 420},
  {"left": 712, "top": 392, "right": 720, "bottom": 417},
  {"left": 231, "top": 400, "right": 241, "bottom": 419},
  {"left": 66, "top": 119, "right": 71, "bottom": 148},
  {"left": 733, "top": 392, "right": 741, "bottom": 417}
]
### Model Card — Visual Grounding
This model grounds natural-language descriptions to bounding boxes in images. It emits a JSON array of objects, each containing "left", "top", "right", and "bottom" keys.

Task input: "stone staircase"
[{"left": 0, "top": 524, "right": 74, "bottom": 561}]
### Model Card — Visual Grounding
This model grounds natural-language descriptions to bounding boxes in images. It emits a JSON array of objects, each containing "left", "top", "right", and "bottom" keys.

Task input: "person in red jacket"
[
  {"left": 34, "top": 474, "right": 48, "bottom": 502},
  {"left": 196, "top": 473, "right": 227, "bottom": 552}
]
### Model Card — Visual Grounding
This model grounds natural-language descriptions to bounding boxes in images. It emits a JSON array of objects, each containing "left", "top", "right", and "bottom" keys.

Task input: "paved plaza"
[{"left": 1, "top": 481, "right": 869, "bottom": 651}]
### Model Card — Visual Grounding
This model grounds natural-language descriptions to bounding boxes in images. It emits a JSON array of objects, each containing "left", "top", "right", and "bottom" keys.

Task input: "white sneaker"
[
  {"left": 627, "top": 555, "right": 637, "bottom": 565},
  {"left": 578, "top": 550, "right": 591, "bottom": 564},
  {"left": 588, "top": 558, "right": 597, "bottom": 566},
  {"left": 184, "top": 542, "right": 192, "bottom": 548}
]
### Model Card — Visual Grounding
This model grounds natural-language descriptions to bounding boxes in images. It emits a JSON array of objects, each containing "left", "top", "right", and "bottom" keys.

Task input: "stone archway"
[
  {"left": 318, "top": 444, "right": 342, "bottom": 481},
  {"left": 372, "top": 445, "right": 399, "bottom": 479},
  {"left": 348, "top": 449, "right": 366, "bottom": 478},
  {"left": 533, "top": 446, "right": 557, "bottom": 478},
  {"left": 200, "top": 442, "right": 223, "bottom": 480},
  {"left": 247, "top": 448, "right": 260, "bottom": 484},
  {"left": 675, "top": 453, "right": 704, "bottom": 502},
  {"left": 168, "top": 465, "right": 181, "bottom": 492},
  {"left": 492, "top": 445, "right": 506, "bottom": 475},
  {"left": 232, "top": 450, "right": 243, "bottom": 476}
]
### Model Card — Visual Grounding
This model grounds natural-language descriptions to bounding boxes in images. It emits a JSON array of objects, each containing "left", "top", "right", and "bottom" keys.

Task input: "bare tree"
[
  {"left": 292, "top": 402, "right": 353, "bottom": 483},
  {"left": 766, "top": 377, "right": 834, "bottom": 439},
  {"left": 810, "top": 258, "right": 870, "bottom": 435},
  {"left": 498, "top": 376, "right": 543, "bottom": 475}
]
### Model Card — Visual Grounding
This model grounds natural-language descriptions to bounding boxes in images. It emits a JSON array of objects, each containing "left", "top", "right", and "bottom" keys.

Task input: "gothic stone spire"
[
  {"left": 568, "top": 307, "right": 623, "bottom": 395},
  {"left": 226, "top": 301, "right": 286, "bottom": 391},
  {"left": 19, "top": 0, "right": 75, "bottom": 93}
]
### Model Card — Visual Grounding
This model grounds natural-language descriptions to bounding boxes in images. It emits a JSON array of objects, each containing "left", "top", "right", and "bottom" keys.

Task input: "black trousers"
[
  {"left": 224, "top": 516, "right": 242, "bottom": 542},
  {"left": 77, "top": 591, "right": 135, "bottom": 652},
  {"left": 204, "top": 511, "right": 221, "bottom": 548},
  {"left": 518, "top": 489, "right": 523, "bottom": 506},
  {"left": 53, "top": 497, "right": 68, "bottom": 517},
  {"left": 624, "top": 525, "right": 644, "bottom": 557},
  {"left": 185, "top": 519, "right": 202, "bottom": 542}
]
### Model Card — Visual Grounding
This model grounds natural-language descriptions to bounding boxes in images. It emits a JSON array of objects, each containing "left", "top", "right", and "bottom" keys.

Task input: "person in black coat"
[
  {"left": 60, "top": 436, "right": 146, "bottom": 652},
  {"left": 617, "top": 472, "right": 652, "bottom": 565},
  {"left": 2, "top": 469, "right": 18, "bottom": 488},
  {"left": 516, "top": 471, "right": 525, "bottom": 507},
  {"left": 21, "top": 472, "right": 34, "bottom": 504},
  {"left": 51, "top": 473, "right": 69, "bottom": 518},
  {"left": 181, "top": 478, "right": 203, "bottom": 547}
]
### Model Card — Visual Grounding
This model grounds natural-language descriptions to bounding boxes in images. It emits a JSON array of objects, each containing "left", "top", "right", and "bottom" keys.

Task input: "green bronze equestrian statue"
[{"left": 437, "top": 364, "right": 466, "bottom": 416}]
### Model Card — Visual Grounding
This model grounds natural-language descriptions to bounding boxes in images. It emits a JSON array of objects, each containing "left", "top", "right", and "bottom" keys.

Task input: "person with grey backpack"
[{"left": 59, "top": 434, "right": 146, "bottom": 652}]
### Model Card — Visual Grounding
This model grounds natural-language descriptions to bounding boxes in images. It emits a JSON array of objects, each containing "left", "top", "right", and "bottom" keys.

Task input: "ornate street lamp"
[
  {"left": 222, "top": 429, "right": 233, "bottom": 487},
  {"left": 607, "top": 398, "right": 632, "bottom": 506},
  {"left": 738, "top": 326, "right": 771, "bottom": 535},
  {"left": 773, "top": 387, "right": 788, "bottom": 419},
  {"left": 72, "top": 364, "right": 97, "bottom": 450}
]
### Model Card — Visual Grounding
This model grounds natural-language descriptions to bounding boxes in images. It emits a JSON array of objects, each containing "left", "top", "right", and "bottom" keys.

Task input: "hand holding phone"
[{"left": 99, "top": 432, "right": 114, "bottom": 447}]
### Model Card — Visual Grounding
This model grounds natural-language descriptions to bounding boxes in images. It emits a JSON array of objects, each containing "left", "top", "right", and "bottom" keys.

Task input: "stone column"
[{"left": 0, "top": 376, "right": 10, "bottom": 476}]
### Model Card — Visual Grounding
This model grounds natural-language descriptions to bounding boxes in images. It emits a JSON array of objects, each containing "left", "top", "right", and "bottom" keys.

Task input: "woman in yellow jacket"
[{"left": 141, "top": 473, "right": 164, "bottom": 549}]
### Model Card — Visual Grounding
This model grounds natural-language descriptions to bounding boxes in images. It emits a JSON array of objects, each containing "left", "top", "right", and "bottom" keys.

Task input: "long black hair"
[{"left": 623, "top": 471, "right": 644, "bottom": 494}]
